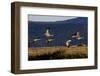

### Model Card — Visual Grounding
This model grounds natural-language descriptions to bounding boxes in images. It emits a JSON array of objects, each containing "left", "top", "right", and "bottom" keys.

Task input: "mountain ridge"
[{"left": 28, "top": 17, "right": 88, "bottom": 47}]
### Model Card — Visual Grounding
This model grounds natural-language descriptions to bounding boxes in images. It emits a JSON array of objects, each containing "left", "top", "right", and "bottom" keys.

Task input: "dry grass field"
[{"left": 28, "top": 46, "right": 88, "bottom": 60}]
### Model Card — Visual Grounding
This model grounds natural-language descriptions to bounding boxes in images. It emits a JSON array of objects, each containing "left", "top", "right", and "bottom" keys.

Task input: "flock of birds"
[
  {"left": 32, "top": 28, "right": 83, "bottom": 48},
  {"left": 66, "top": 32, "right": 83, "bottom": 47}
]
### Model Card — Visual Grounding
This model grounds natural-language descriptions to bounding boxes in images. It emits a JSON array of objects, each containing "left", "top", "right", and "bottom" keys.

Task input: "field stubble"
[{"left": 28, "top": 46, "right": 88, "bottom": 60}]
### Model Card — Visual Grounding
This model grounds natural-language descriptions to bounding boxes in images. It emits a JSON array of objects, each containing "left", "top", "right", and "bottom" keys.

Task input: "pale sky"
[{"left": 28, "top": 15, "right": 78, "bottom": 22}]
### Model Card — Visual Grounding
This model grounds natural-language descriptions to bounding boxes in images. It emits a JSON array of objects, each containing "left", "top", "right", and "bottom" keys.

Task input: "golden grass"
[{"left": 28, "top": 46, "right": 88, "bottom": 60}]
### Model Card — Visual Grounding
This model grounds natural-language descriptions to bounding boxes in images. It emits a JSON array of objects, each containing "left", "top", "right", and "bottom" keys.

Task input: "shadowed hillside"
[{"left": 28, "top": 17, "right": 88, "bottom": 47}]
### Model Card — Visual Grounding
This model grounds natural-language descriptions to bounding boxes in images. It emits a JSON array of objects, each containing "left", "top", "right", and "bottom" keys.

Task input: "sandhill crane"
[
  {"left": 47, "top": 38, "right": 55, "bottom": 44},
  {"left": 44, "top": 28, "right": 54, "bottom": 38},
  {"left": 44, "top": 27, "right": 54, "bottom": 46},
  {"left": 47, "top": 39, "right": 55, "bottom": 42},
  {"left": 32, "top": 38, "right": 41, "bottom": 43},
  {"left": 65, "top": 40, "right": 71, "bottom": 48},
  {"left": 72, "top": 32, "right": 83, "bottom": 40},
  {"left": 33, "top": 39, "right": 41, "bottom": 42},
  {"left": 32, "top": 38, "right": 41, "bottom": 47}
]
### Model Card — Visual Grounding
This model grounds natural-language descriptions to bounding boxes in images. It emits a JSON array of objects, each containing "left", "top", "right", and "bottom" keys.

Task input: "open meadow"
[{"left": 28, "top": 46, "right": 88, "bottom": 60}]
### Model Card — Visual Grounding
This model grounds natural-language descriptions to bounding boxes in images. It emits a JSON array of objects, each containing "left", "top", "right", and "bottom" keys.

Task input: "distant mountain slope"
[
  {"left": 29, "top": 17, "right": 87, "bottom": 24},
  {"left": 28, "top": 17, "right": 88, "bottom": 47}
]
